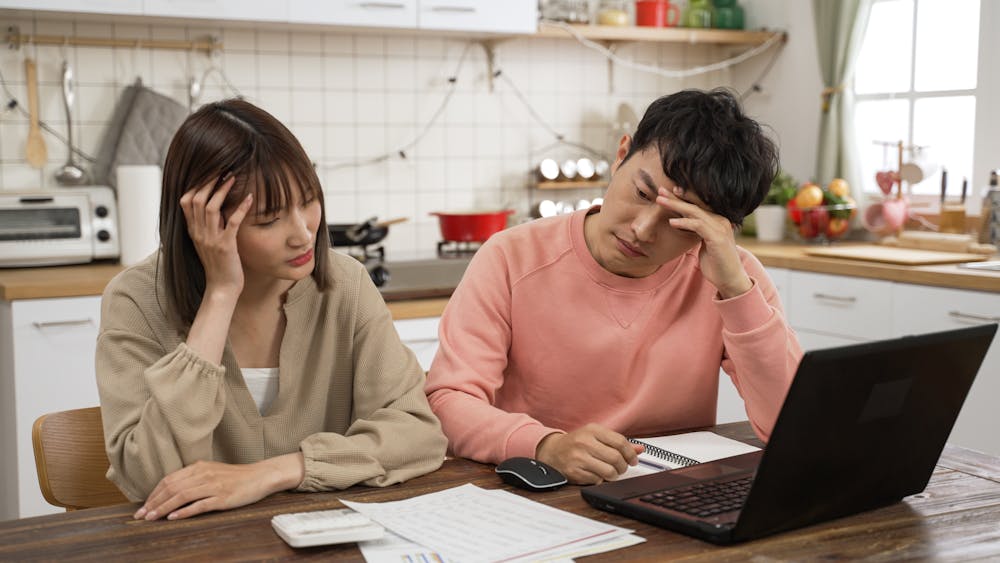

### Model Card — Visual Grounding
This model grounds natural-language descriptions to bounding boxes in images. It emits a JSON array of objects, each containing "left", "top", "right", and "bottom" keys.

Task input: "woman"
[{"left": 96, "top": 99, "right": 446, "bottom": 521}]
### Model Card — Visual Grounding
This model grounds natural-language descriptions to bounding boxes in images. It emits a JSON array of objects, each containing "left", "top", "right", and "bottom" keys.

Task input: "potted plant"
[{"left": 754, "top": 170, "right": 797, "bottom": 241}]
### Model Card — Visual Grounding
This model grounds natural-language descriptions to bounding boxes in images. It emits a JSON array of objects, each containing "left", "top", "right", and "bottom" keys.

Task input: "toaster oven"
[{"left": 0, "top": 186, "right": 120, "bottom": 267}]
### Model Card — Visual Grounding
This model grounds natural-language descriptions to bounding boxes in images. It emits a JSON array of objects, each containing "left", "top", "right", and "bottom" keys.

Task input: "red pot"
[{"left": 430, "top": 209, "right": 514, "bottom": 242}]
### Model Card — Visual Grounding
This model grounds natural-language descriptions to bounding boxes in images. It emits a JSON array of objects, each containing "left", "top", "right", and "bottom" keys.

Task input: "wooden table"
[{"left": 3, "top": 423, "right": 1000, "bottom": 561}]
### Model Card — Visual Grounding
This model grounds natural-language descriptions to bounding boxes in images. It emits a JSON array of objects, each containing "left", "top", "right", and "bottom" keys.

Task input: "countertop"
[{"left": 1, "top": 241, "right": 997, "bottom": 308}]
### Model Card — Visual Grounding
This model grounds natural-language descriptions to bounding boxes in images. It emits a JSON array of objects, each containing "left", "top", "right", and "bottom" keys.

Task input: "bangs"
[{"left": 224, "top": 143, "right": 322, "bottom": 216}]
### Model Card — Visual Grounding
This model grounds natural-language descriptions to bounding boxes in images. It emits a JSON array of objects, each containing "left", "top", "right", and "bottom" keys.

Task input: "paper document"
[
  {"left": 343, "top": 483, "right": 636, "bottom": 563},
  {"left": 619, "top": 431, "right": 760, "bottom": 480}
]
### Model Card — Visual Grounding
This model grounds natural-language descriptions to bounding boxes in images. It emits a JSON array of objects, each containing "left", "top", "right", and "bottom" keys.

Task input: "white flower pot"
[{"left": 755, "top": 205, "right": 786, "bottom": 242}]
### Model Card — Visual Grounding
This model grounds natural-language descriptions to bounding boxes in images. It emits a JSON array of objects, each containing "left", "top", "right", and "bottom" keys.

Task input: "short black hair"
[{"left": 623, "top": 88, "right": 779, "bottom": 226}]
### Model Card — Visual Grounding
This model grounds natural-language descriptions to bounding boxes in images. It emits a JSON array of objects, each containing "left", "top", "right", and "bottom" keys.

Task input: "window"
[{"left": 852, "top": 0, "right": 994, "bottom": 207}]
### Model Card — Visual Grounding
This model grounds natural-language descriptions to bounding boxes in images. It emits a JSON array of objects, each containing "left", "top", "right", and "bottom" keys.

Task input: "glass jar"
[{"left": 597, "top": 0, "right": 629, "bottom": 26}]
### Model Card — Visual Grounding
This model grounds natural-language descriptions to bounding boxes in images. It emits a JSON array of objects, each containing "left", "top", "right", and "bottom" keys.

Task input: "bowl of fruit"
[{"left": 786, "top": 178, "right": 857, "bottom": 243}]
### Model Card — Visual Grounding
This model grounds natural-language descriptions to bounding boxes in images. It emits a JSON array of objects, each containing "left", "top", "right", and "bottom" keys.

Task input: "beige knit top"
[{"left": 96, "top": 250, "right": 447, "bottom": 501}]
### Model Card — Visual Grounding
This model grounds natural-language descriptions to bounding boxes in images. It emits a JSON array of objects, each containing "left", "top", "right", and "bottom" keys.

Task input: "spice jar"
[{"left": 597, "top": 0, "right": 629, "bottom": 26}]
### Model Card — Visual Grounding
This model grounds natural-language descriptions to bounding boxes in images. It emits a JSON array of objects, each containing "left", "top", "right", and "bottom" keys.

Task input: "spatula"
[{"left": 24, "top": 58, "right": 47, "bottom": 169}]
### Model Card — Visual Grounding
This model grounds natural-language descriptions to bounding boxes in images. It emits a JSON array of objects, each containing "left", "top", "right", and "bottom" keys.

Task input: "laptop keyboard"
[{"left": 638, "top": 475, "right": 754, "bottom": 517}]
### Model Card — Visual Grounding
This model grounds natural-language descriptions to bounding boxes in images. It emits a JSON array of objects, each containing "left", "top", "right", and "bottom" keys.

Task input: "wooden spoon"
[{"left": 24, "top": 58, "right": 47, "bottom": 169}]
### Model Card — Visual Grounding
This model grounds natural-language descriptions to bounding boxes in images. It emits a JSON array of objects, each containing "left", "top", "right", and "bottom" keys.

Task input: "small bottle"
[{"left": 979, "top": 169, "right": 1000, "bottom": 244}]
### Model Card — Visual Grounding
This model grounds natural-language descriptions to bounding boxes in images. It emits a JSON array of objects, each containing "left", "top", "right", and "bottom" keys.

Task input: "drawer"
[
  {"left": 418, "top": 0, "right": 537, "bottom": 33},
  {"left": 891, "top": 284, "right": 1000, "bottom": 335},
  {"left": 289, "top": 0, "right": 418, "bottom": 27},
  {"left": 787, "top": 271, "right": 892, "bottom": 340}
]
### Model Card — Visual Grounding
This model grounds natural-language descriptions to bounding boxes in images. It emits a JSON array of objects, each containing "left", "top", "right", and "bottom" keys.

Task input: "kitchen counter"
[
  {"left": 0, "top": 262, "right": 457, "bottom": 320},
  {"left": 738, "top": 239, "right": 1000, "bottom": 293},
  {"left": 1, "top": 241, "right": 996, "bottom": 306}
]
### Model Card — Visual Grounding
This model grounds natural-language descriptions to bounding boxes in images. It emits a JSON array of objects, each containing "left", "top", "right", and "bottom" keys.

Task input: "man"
[{"left": 426, "top": 89, "right": 803, "bottom": 484}]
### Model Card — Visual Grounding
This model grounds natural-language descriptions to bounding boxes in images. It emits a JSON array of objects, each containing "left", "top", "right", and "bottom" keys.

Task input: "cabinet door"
[
  {"left": 393, "top": 316, "right": 440, "bottom": 372},
  {"left": 289, "top": 0, "right": 418, "bottom": 27},
  {"left": 0, "top": 0, "right": 142, "bottom": 14},
  {"left": 418, "top": 0, "right": 537, "bottom": 33},
  {"left": 892, "top": 283, "right": 1000, "bottom": 455},
  {"left": 763, "top": 266, "right": 789, "bottom": 311},
  {"left": 143, "top": 0, "right": 287, "bottom": 21},
  {"left": 5, "top": 297, "right": 103, "bottom": 518},
  {"left": 787, "top": 271, "right": 893, "bottom": 341}
]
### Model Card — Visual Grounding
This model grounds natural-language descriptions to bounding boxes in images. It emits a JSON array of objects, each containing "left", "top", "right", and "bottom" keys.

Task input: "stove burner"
[
  {"left": 438, "top": 240, "right": 482, "bottom": 258},
  {"left": 344, "top": 245, "right": 389, "bottom": 287}
]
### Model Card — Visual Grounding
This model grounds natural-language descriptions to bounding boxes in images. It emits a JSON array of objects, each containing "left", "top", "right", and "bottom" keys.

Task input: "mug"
[
  {"left": 863, "top": 198, "right": 909, "bottom": 234},
  {"left": 635, "top": 0, "right": 681, "bottom": 27},
  {"left": 684, "top": 0, "right": 714, "bottom": 28}
]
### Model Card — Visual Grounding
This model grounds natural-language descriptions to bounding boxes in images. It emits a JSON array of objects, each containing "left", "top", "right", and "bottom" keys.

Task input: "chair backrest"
[{"left": 32, "top": 406, "right": 129, "bottom": 510}]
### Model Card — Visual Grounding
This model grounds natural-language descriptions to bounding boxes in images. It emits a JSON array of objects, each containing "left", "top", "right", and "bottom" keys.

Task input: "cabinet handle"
[
  {"left": 32, "top": 318, "right": 95, "bottom": 329},
  {"left": 359, "top": 2, "right": 406, "bottom": 9},
  {"left": 812, "top": 293, "right": 857, "bottom": 304},
  {"left": 430, "top": 5, "right": 476, "bottom": 12},
  {"left": 948, "top": 311, "right": 1000, "bottom": 323},
  {"left": 401, "top": 337, "right": 439, "bottom": 344}
]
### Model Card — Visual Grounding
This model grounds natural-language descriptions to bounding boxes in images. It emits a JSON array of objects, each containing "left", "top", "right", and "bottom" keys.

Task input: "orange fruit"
[
  {"left": 828, "top": 178, "right": 850, "bottom": 197},
  {"left": 795, "top": 183, "right": 824, "bottom": 209}
]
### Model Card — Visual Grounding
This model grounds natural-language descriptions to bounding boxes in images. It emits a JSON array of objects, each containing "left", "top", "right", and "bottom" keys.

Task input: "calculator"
[{"left": 271, "top": 508, "right": 385, "bottom": 548}]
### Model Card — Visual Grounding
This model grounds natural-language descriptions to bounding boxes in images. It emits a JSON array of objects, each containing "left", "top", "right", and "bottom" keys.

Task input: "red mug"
[{"left": 635, "top": 0, "right": 681, "bottom": 27}]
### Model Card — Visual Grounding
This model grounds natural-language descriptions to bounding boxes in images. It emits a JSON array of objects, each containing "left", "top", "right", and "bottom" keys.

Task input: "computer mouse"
[{"left": 495, "top": 457, "right": 567, "bottom": 492}]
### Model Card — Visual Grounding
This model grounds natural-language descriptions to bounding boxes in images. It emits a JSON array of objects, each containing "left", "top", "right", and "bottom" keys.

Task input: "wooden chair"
[{"left": 32, "top": 406, "right": 129, "bottom": 510}]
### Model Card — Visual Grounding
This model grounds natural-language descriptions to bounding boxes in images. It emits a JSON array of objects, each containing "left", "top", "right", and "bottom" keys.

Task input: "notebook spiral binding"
[{"left": 629, "top": 438, "right": 700, "bottom": 467}]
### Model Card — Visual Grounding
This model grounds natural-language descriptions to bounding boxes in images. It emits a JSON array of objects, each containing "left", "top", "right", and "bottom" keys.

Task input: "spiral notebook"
[{"left": 619, "top": 431, "right": 761, "bottom": 480}]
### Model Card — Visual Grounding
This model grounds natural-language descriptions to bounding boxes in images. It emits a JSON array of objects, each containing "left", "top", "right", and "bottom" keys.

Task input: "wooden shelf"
[
  {"left": 536, "top": 22, "right": 784, "bottom": 46},
  {"left": 536, "top": 180, "right": 606, "bottom": 190}
]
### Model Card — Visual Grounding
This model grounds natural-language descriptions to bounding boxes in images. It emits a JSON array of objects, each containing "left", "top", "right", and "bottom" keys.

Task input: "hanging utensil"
[
  {"left": 54, "top": 59, "right": 88, "bottom": 185},
  {"left": 24, "top": 58, "right": 47, "bottom": 169}
]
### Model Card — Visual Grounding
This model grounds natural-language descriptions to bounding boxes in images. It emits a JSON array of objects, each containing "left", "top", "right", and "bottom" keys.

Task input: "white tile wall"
[{"left": 0, "top": 15, "right": 726, "bottom": 255}]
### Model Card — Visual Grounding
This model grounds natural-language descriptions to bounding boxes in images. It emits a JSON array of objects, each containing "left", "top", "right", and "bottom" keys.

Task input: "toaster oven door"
[{"left": 0, "top": 193, "right": 93, "bottom": 267}]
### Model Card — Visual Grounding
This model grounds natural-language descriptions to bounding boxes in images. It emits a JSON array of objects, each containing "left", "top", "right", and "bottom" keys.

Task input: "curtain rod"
[{"left": 6, "top": 25, "right": 221, "bottom": 55}]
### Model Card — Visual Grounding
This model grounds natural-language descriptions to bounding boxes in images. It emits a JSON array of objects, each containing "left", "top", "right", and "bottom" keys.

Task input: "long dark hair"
[{"left": 159, "top": 99, "right": 330, "bottom": 327}]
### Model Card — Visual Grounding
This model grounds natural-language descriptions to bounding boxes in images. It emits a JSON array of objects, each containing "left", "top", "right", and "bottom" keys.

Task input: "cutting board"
[{"left": 805, "top": 245, "right": 990, "bottom": 265}]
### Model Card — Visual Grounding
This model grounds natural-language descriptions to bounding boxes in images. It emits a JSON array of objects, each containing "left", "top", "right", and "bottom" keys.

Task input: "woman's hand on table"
[{"left": 134, "top": 452, "right": 305, "bottom": 521}]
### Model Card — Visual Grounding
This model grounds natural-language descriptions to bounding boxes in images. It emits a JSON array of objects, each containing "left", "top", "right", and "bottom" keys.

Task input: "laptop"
[{"left": 582, "top": 323, "right": 998, "bottom": 544}]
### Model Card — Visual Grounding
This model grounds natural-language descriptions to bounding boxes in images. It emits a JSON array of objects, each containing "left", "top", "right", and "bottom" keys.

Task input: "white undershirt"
[{"left": 241, "top": 367, "right": 279, "bottom": 415}]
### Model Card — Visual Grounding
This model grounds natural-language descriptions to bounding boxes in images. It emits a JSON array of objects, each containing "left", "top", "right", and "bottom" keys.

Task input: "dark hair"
[
  {"left": 159, "top": 99, "right": 330, "bottom": 327},
  {"left": 623, "top": 88, "right": 779, "bottom": 226}
]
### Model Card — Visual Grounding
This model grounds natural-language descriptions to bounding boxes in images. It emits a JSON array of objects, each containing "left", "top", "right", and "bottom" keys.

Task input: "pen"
[
  {"left": 637, "top": 458, "right": 668, "bottom": 471},
  {"left": 961, "top": 177, "right": 968, "bottom": 204}
]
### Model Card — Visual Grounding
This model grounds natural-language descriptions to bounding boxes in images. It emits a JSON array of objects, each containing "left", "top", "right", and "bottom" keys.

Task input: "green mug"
[{"left": 684, "top": 0, "right": 714, "bottom": 28}]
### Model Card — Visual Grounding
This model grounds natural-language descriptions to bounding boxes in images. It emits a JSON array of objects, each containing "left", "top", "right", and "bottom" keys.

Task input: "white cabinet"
[
  {"left": 0, "top": 0, "right": 142, "bottom": 14},
  {"left": 418, "top": 0, "right": 537, "bottom": 33},
  {"left": 143, "top": 0, "right": 287, "bottom": 22},
  {"left": 891, "top": 284, "right": 1000, "bottom": 456},
  {"left": 787, "top": 271, "right": 893, "bottom": 349},
  {"left": 288, "top": 0, "right": 418, "bottom": 28},
  {"left": 0, "top": 296, "right": 103, "bottom": 520},
  {"left": 393, "top": 316, "right": 439, "bottom": 372}
]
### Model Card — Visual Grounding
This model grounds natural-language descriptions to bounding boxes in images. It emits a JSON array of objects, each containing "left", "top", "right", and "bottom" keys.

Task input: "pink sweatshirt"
[{"left": 425, "top": 208, "right": 803, "bottom": 464}]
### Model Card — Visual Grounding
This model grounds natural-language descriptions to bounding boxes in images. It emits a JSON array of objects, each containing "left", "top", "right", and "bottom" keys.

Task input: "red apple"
[
  {"left": 787, "top": 199, "right": 802, "bottom": 224},
  {"left": 825, "top": 217, "right": 850, "bottom": 239}
]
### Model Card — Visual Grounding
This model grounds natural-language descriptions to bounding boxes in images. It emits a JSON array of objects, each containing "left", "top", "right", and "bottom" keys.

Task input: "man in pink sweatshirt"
[{"left": 425, "top": 89, "right": 803, "bottom": 484}]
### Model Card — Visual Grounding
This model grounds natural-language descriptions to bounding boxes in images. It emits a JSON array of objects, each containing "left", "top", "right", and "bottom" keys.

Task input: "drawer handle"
[
  {"left": 812, "top": 293, "right": 857, "bottom": 304},
  {"left": 33, "top": 318, "right": 95, "bottom": 329},
  {"left": 359, "top": 2, "right": 406, "bottom": 9},
  {"left": 948, "top": 311, "right": 1000, "bottom": 323},
  {"left": 401, "top": 337, "right": 439, "bottom": 344},
  {"left": 430, "top": 5, "right": 476, "bottom": 12}
]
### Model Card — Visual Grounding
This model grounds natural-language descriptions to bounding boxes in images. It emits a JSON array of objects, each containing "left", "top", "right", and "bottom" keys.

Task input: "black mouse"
[{"left": 495, "top": 457, "right": 567, "bottom": 491}]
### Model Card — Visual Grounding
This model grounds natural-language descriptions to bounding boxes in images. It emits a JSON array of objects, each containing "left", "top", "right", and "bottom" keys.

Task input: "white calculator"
[{"left": 271, "top": 508, "right": 385, "bottom": 548}]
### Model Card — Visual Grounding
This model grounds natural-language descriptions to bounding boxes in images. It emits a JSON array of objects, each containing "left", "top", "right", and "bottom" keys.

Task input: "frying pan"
[{"left": 328, "top": 217, "right": 407, "bottom": 247}]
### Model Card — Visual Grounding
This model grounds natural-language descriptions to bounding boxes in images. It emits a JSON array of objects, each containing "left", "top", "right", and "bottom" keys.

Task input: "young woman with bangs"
[{"left": 96, "top": 99, "right": 446, "bottom": 521}]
